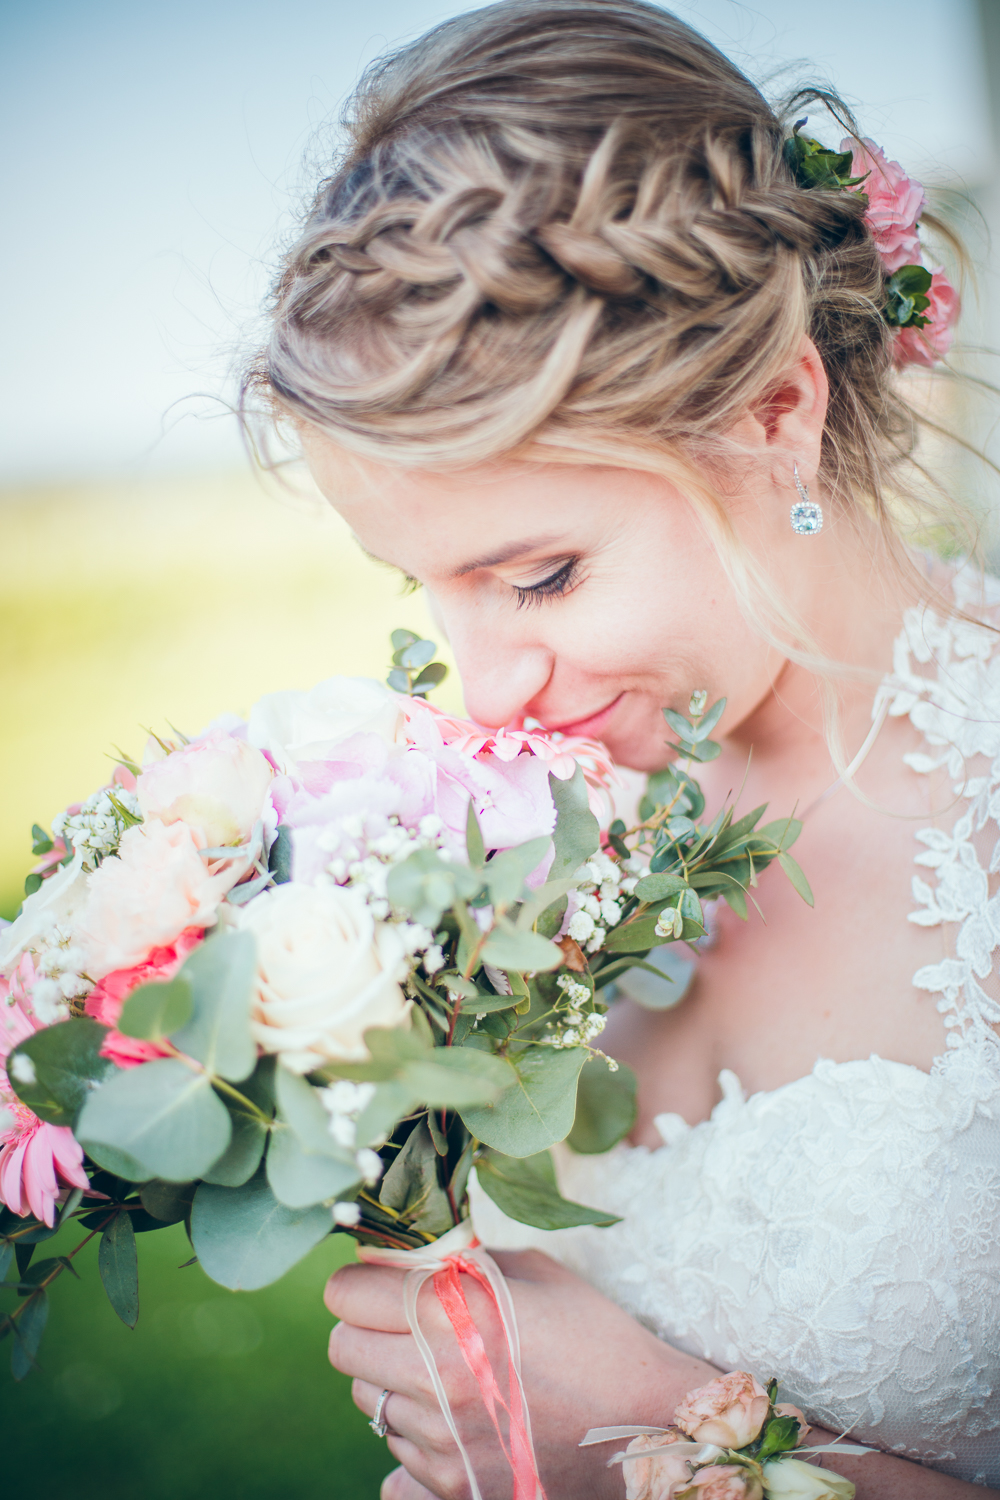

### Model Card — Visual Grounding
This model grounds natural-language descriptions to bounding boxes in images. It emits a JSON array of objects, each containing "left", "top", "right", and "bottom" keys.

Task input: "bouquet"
[
  {"left": 1, "top": 631, "right": 808, "bottom": 1494},
  {"left": 581, "top": 1369, "right": 869, "bottom": 1499}
]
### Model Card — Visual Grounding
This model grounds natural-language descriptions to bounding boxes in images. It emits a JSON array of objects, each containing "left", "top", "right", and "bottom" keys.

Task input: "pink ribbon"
[{"left": 361, "top": 1220, "right": 547, "bottom": 1500}]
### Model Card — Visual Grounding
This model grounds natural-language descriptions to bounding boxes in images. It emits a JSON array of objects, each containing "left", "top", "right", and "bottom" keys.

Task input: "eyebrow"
[{"left": 356, "top": 534, "right": 569, "bottom": 579}]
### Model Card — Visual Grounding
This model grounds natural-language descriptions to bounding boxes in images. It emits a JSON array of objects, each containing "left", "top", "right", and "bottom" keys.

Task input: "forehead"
[{"left": 302, "top": 434, "right": 652, "bottom": 572}]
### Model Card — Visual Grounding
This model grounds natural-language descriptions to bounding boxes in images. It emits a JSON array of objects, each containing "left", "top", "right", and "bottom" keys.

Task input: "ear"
[{"left": 747, "top": 336, "right": 829, "bottom": 482}]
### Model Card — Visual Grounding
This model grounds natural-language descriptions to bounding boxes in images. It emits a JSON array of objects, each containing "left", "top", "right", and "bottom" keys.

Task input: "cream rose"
[
  {"left": 76, "top": 821, "right": 238, "bottom": 980},
  {"left": 247, "top": 677, "right": 405, "bottom": 775},
  {"left": 760, "top": 1458, "right": 854, "bottom": 1500},
  {"left": 136, "top": 731, "right": 274, "bottom": 849},
  {"left": 240, "top": 882, "right": 411, "bottom": 1072},
  {"left": 674, "top": 1373, "right": 770, "bottom": 1450}
]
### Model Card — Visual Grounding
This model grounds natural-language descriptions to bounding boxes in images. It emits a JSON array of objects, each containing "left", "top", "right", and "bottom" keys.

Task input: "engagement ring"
[{"left": 370, "top": 1389, "right": 392, "bottom": 1439}]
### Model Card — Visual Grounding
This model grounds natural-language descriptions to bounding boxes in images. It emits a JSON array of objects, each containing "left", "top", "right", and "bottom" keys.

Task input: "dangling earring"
[{"left": 790, "top": 463, "right": 823, "bottom": 534}]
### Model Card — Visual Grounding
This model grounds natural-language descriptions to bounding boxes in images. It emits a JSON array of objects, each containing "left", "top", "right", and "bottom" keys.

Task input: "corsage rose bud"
[
  {"left": 760, "top": 1457, "right": 855, "bottom": 1499},
  {"left": 622, "top": 1432, "right": 693, "bottom": 1500},
  {"left": 892, "top": 267, "right": 959, "bottom": 369},
  {"left": 137, "top": 732, "right": 273, "bottom": 849},
  {"left": 241, "top": 882, "right": 411, "bottom": 1073},
  {"left": 674, "top": 1372, "right": 771, "bottom": 1449},
  {"left": 773, "top": 1404, "right": 811, "bottom": 1442},
  {"left": 679, "top": 1465, "right": 764, "bottom": 1499}
]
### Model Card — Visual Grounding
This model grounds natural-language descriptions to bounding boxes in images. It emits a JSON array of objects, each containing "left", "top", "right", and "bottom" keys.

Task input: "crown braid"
[{"left": 253, "top": 0, "right": 900, "bottom": 507}]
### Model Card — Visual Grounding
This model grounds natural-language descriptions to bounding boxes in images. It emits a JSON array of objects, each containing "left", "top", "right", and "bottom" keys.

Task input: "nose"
[{"left": 436, "top": 599, "right": 553, "bottom": 729}]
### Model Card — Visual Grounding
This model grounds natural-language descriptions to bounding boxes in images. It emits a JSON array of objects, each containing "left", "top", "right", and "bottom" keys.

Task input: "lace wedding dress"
[{"left": 472, "top": 569, "right": 1000, "bottom": 1487}]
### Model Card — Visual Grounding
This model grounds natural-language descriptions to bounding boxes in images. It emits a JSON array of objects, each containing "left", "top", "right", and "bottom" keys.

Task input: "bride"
[{"left": 246, "top": 2, "right": 1000, "bottom": 1494}]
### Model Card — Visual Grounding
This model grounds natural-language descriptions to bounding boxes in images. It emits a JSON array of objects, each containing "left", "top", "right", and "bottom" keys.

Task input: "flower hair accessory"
[
  {"left": 785, "top": 122, "right": 959, "bottom": 369},
  {"left": 581, "top": 1369, "right": 873, "bottom": 1498}
]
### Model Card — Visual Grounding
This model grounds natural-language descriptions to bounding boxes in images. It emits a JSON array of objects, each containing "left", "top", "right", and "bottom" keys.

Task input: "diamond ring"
[{"left": 369, "top": 1388, "right": 392, "bottom": 1438}]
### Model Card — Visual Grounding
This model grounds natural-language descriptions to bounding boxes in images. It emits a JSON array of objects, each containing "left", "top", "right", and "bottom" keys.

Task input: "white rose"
[
  {"left": 136, "top": 731, "right": 273, "bottom": 849},
  {"left": 240, "top": 882, "right": 411, "bottom": 1072},
  {"left": 247, "top": 677, "right": 405, "bottom": 775},
  {"left": 761, "top": 1458, "right": 855, "bottom": 1500}
]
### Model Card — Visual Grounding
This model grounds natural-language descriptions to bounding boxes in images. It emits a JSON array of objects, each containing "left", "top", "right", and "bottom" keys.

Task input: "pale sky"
[{"left": 0, "top": 0, "right": 994, "bottom": 483}]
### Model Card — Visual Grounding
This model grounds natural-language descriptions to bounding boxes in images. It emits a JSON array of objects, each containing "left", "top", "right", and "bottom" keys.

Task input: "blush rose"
[
  {"left": 136, "top": 731, "right": 273, "bottom": 849},
  {"left": 674, "top": 1372, "right": 771, "bottom": 1449}
]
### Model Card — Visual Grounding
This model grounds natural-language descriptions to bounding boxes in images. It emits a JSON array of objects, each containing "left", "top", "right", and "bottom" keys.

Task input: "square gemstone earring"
[{"left": 790, "top": 462, "right": 823, "bottom": 534}]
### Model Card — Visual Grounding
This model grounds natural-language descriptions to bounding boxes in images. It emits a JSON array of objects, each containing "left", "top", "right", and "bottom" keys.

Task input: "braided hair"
[{"left": 248, "top": 0, "right": 972, "bottom": 571}]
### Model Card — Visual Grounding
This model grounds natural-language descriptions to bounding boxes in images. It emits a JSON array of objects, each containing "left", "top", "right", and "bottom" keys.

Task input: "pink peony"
[
  {"left": 136, "top": 730, "right": 273, "bottom": 849},
  {"left": 0, "top": 958, "right": 89, "bottom": 1226},
  {"left": 844, "top": 137, "right": 925, "bottom": 273},
  {"left": 85, "top": 928, "right": 203, "bottom": 1068},
  {"left": 76, "top": 820, "right": 243, "bottom": 980},
  {"left": 680, "top": 1465, "right": 764, "bottom": 1500},
  {"left": 893, "top": 266, "right": 960, "bottom": 368},
  {"left": 623, "top": 1433, "right": 698, "bottom": 1500},
  {"left": 674, "top": 1372, "right": 771, "bottom": 1450}
]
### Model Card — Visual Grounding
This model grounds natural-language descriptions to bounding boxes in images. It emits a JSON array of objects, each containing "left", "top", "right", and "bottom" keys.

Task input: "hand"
[{"left": 325, "top": 1246, "right": 718, "bottom": 1500}]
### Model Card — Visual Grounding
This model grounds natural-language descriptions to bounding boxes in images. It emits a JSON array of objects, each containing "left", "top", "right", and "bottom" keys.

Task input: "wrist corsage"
[{"left": 581, "top": 1370, "right": 872, "bottom": 1499}]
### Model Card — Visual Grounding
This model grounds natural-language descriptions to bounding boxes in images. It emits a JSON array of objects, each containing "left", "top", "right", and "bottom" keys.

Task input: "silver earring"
[{"left": 790, "top": 463, "right": 823, "bottom": 534}]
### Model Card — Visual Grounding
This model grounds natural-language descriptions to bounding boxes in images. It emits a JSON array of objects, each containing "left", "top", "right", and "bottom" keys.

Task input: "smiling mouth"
[{"left": 543, "top": 692, "right": 626, "bottom": 738}]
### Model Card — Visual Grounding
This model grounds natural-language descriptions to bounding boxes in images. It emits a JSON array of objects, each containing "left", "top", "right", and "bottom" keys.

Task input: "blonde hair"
[{"left": 246, "top": 0, "right": 982, "bottom": 662}]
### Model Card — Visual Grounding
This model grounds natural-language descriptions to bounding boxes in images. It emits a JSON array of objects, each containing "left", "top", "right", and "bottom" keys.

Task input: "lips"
[{"left": 543, "top": 692, "right": 625, "bottom": 739}]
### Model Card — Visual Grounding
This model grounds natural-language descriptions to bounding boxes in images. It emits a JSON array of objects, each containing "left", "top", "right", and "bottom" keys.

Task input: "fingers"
[
  {"left": 353, "top": 1378, "right": 455, "bottom": 1454},
  {"left": 329, "top": 1323, "right": 432, "bottom": 1395},
  {"left": 324, "top": 1262, "right": 411, "bottom": 1332},
  {"left": 380, "top": 1467, "right": 441, "bottom": 1500}
]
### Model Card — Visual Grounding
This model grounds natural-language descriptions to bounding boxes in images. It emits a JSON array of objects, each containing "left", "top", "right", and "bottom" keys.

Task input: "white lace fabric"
[{"left": 471, "top": 568, "right": 1000, "bottom": 1488}]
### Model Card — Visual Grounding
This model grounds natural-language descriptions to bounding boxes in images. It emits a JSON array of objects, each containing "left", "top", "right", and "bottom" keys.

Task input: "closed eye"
[{"left": 511, "top": 557, "right": 583, "bottom": 609}]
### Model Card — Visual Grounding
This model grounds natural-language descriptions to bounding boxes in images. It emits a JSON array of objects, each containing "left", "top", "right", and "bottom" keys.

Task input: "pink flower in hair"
[
  {"left": 0, "top": 957, "right": 89, "bottom": 1226},
  {"left": 844, "top": 137, "right": 926, "bottom": 273},
  {"left": 893, "top": 266, "right": 960, "bottom": 368}
]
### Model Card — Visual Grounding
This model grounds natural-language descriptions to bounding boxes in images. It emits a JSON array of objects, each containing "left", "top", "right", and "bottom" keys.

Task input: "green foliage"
[
  {"left": 118, "top": 975, "right": 193, "bottom": 1041},
  {"left": 379, "top": 1120, "right": 455, "bottom": 1239},
  {"left": 203, "top": 1058, "right": 275, "bottom": 1188},
  {"left": 98, "top": 1212, "right": 139, "bottom": 1329},
  {"left": 77, "top": 1059, "right": 232, "bottom": 1183},
  {"left": 30, "top": 824, "right": 54, "bottom": 856},
  {"left": 266, "top": 1068, "right": 360, "bottom": 1210},
  {"left": 386, "top": 631, "right": 449, "bottom": 698},
  {"left": 140, "top": 1180, "right": 196, "bottom": 1225},
  {"left": 190, "top": 1168, "right": 332, "bottom": 1291},
  {"left": 547, "top": 767, "right": 600, "bottom": 881},
  {"left": 479, "top": 925, "right": 562, "bottom": 974},
  {"left": 170, "top": 932, "right": 258, "bottom": 1083},
  {"left": 8, "top": 1019, "right": 114, "bottom": 1127},
  {"left": 267, "top": 825, "right": 293, "bottom": 884},
  {"left": 783, "top": 125, "right": 865, "bottom": 191},
  {"left": 325, "top": 1025, "right": 511, "bottom": 1111},
  {"left": 756, "top": 1414, "right": 805, "bottom": 1460},
  {"left": 566, "top": 1058, "right": 638, "bottom": 1154},
  {"left": 475, "top": 1148, "right": 621, "bottom": 1229},
  {"left": 884, "top": 263, "right": 933, "bottom": 328},
  {"left": 9, "top": 1288, "right": 48, "bottom": 1380},
  {"left": 459, "top": 1044, "right": 588, "bottom": 1157}
]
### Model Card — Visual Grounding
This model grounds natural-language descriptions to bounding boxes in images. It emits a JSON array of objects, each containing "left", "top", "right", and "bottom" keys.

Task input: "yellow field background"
[{"left": 0, "top": 468, "right": 463, "bottom": 921}]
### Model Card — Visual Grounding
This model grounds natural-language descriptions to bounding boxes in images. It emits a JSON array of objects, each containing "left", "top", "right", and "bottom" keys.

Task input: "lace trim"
[{"left": 879, "top": 565, "right": 1000, "bottom": 1063}]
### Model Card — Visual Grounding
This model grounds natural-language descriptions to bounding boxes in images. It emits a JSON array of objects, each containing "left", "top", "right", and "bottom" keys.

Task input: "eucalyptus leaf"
[
  {"left": 475, "top": 1149, "right": 620, "bottom": 1229},
  {"left": 275, "top": 1067, "right": 348, "bottom": 1158},
  {"left": 77, "top": 1058, "right": 232, "bottom": 1182},
  {"left": 632, "top": 871, "right": 688, "bottom": 903},
  {"left": 459, "top": 1045, "right": 587, "bottom": 1157},
  {"left": 480, "top": 927, "right": 562, "bottom": 974},
  {"left": 399, "top": 639, "right": 436, "bottom": 670},
  {"left": 391, "top": 628, "right": 419, "bottom": 652},
  {"left": 170, "top": 931, "right": 257, "bottom": 1082},
  {"left": 202, "top": 1059, "right": 275, "bottom": 1187},
  {"left": 412, "top": 663, "right": 448, "bottom": 694},
  {"left": 266, "top": 1127, "right": 361, "bottom": 1209},
  {"left": 268, "top": 825, "right": 294, "bottom": 884},
  {"left": 566, "top": 1058, "right": 638, "bottom": 1154},
  {"left": 118, "top": 976, "right": 193, "bottom": 1041},
  {"left": 140, "top": 1180, "right": 196, "bottom": 1225},
  {"left": 482, "top": 837, "right": 552, "bottom": 909},
  {"left": 7, "top": 1019, "right": 114, "bottom": 1127},
  {"left": 379, "top": 1120, "right": 454, "bottom": 1237},
  {"left": 0, "top": 1241, "right": 13, "bottom": 1283},
  {"left": 603, "top": 916, "right": 661, "bottom": 954},
  {"left": 402, "top": 1047, "right": 513, "bottom": 1108},
  {"left": 191, "top": 1168, "right": 332, "bottom": 1290},
  {"left": 547, "top": 767, "right": 599, "bottom": 881},
  {"left": 465, "top": 798, "right": 486, "bottom": 868},
  {"left": 98, "top": 1211, "right": 139, "bottom": 1328}
]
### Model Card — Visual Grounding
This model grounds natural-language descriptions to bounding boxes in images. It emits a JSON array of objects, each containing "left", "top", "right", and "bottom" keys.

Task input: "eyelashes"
[
  {"left": 400, "top": 574, "right": 422, "bottom": 595},
  {"left": 512, "top": 557, "right": 582, "bottom": 609}
]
